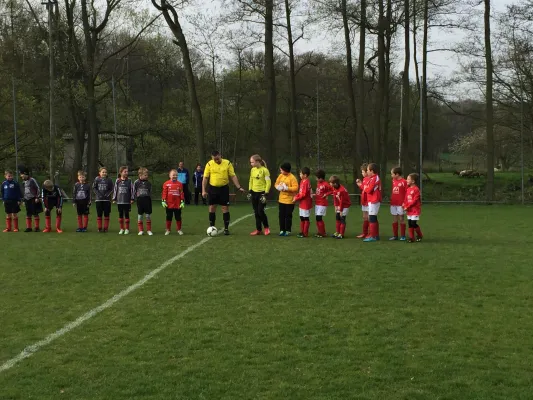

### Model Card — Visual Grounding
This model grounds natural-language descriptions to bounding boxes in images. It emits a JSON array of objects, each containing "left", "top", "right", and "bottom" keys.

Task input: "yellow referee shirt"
[
  {"left": 204, "top": 159, "right": 235, "bottom": 187},
  {"left": 249, "top": 166, "right": 271, "bottom": 193}
]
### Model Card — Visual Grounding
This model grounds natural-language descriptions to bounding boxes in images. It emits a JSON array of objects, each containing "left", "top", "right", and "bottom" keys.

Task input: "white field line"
[{"left": 0, "top": 211, "right": 258, "bottom": 373}]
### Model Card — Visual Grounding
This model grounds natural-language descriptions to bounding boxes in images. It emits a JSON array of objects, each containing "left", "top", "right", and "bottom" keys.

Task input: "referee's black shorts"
[{"left": 208, "top": 185, "right": 230, "bottom": 206}]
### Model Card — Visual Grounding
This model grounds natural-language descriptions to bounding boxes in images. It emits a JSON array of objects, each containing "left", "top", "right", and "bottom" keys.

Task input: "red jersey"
[
  {"left": 390, "top": 178, "right": 408, "bottom": 206},
  {"left": 314, "top": 181, "right": 333, "bottom": 207},
  {"left": 333, "top": 185, "right": 351, "bottom": 210},
  {"left": 293, "top": 178, "right": 312, "bottom": 210},
  {"left": 358, "top": 176, "right": 370, "bottom": 206},
  {"left": 404, "top": 185, "right": 421, "bottom": 216},
  {"left": 364, "top": 174, "right": 382, "bottom": 203},
  {"left": 162, "top": 179, "right": 185, "bottom": 208}
]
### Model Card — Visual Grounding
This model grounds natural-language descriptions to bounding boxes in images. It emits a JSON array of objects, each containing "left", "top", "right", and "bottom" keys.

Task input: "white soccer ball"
[{"left": 206, "top": 226, "right": 218, "bottom": 237}]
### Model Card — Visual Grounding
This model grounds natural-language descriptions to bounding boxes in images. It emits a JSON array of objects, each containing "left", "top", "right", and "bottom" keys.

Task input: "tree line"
[{"left": 1, "top": 0, "right": 532, "bottom": 199}]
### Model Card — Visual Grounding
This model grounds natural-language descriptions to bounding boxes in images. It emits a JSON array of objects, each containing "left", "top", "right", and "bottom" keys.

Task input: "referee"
[{"left": 202, "top": 151, "right": 245, "bottom": 235}]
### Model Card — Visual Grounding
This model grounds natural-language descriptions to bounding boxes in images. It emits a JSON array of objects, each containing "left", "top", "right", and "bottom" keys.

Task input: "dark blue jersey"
[
  {"left": 42, "top": 185, "right": 63, "bottom": 208},
  {"left": 1, "top": 180, "right": 21, "bottom": 201}
]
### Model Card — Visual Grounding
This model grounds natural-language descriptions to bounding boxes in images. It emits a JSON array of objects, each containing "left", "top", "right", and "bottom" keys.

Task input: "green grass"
[{"left": 1, "top": 204, "right": 533, "bottom": 399}]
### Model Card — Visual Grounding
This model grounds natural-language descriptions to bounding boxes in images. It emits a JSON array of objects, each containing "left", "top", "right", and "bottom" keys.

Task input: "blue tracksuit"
[{"left": 1, "top": 179, "right": 21, "bottom": 201}]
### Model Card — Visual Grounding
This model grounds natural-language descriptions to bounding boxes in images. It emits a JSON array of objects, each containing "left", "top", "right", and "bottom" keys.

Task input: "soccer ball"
[{"left": 206, "top": 226, "right": 218, "bottom": 237}]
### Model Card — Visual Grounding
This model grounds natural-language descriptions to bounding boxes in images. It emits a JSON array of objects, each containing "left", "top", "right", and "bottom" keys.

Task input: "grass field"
[{"left": 1, "top": 203, "right": 533, "bottom": 399}]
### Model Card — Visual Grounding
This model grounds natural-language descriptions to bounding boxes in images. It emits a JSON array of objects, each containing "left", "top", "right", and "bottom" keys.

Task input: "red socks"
[
  {"left": 83, "top": 215, "right": 88, "bottom": 229},
  {"left": 26, "top": 217, "right": 32, "bottom": 229},
  {"left": 5, "top": 217, "right": 11, "bottom": 231},
  {"left": 147, "top": 220, "right": 152, "bottom": 232},
  {"left": 400, "top": 223, "right": 406, "bottom": 237},
  {"left": 303, "top": 221, "right": 310, "bottom": 237},
  {"left": 316, "top": 220, "right": 326, "bottom": 235},
  {"left": 415, "top": 227, "right": 423, "bottom": 238},
  {"left": 77, "top": 215, "right": 83, "bottom": 229},
  {"left": 125, "top": 219, "right": 130, "bottom": 230},
  {"left": 56, "top": 215, "right": 62, "bottom": 230},
  {"left": 340, "top": 223, "right": 346, "bottom": 236},
  {"left": 392, "top": 222, "right": 398, "bottom": 237},
  {"left": 369, "top": 222, "right": 379, "bottom": 238},
  {"left": 336, "top": 219, "right": 341, "bottom": 234},
  {"left": 13, "top": 216, "right": 18, "bottom": 230},
  {"left": 363, "top": 220, "right": 369, "bottom": 236},
  {"left": 45, "top": 216, "right": 52, "bottom": 230},
  {"left": 138, "top": 221, "right": 144, "bottom": 232},
  {"left": 104, "top": 217, "right": 110, "bottom": 231},
  {"left": 119, "top": 218, "right": 124, "bottom": 230},
  {"left": 34, "top": 216, "right": 39, "bottom": 230},
  {"left": 166, "top": 220, "right": 171, "bottom": 230},
  {"left": 409, "top": 227, "right": 415, "bottom": 240},
  {"left": 97, "top": 217, "right": 102, "bottom": 230},
  {"left": 176, "top": 220, "right": 182, "bottom": 231}
]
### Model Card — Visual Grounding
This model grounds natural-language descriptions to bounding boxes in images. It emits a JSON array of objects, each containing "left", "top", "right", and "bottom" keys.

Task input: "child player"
[
  {"left": 1, "top": 170, "right": 21, "bottom": 232},
  {"left": 162, "top": 169, "right": 185, "bottom": 235},
  {"left": 193, "top": 164, "right": 206, "bottom": 206},
  {"left": 363, "top": 163, "right": 382, "bottom": 242},
  {"left": 20, "top": 167, "right": 42, "bottom": 232},
  {"left": 42, "top": 180, "right": 63, "bottom": 233},
  {"left": 134, "top": 167, "right": 153, "bottom": 236},
  {"left": 355, "top": 163, "right": 369, "bottom": 239},
  {"left": 292, "top": 167, "right": 312, "bottom": 238},
  {"left": 73, "top": 170, "right": 91, "bottom": 232},
  {"left": 389, "top": 167, "right": 408, "bottom": 241},
  {"left": 113, "top": 166, "right": 135, "bottom": 235},
  {"left": 275, "top": 162, "right": 299, "bottom": 236},
  {"left": 93, "top": 167, "right": 114, "bottom": 232},
  {"left": 313, "top": 169, "right": 333, "bottom": 238},
  {"left": 329, "top": 175, "right": 351, "bottom": 239},
  {"left": 404, "top": 173, "right": 423, "bottom": 242}
]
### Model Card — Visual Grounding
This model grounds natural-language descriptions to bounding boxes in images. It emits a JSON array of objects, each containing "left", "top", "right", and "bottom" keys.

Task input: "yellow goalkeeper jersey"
[{"left": 249, "top": 166, "right": 271, "bottom": 193}]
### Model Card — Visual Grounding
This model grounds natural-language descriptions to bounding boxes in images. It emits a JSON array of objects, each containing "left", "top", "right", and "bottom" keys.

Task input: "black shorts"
[
  {"left": 24, "top": 199, "right": 43, "bottom": 216},
  {"left": 4, "top": 200, "right": 20, "bottom": 214},
  {"left": 208, "top": 185, "right": 230, "bottom": 206},
  {"left": 96, "top": 201, "right": 111, "bottom": 216},
  {"left": 44, "top": 198, "right": 59, "bottom": 210},
  {"left": 76, "top": 201, "right": 90, "bottom": 215},
  {"left": 137, "top": 197, "right": 153, "bottom": 215}
]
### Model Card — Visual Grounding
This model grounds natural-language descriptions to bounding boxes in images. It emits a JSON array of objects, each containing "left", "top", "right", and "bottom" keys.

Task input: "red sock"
[
  {"left": 303, "top": 221, "right": 310, "bottom": 236},
  {"left": 83, "top": 215, "right": 89, "bottom": 229},
  {"left": 147, "top": 220, "right": 152, "bottom": 232},
  {"left": 77, "top": 215, "right": 83, "bottom": 229},
  {"left": 166, "top": 220, "right": 171, "bottom": 230},
  {"left": 104, "top": 217, "right": 110, "bottom": 230},
  {"left": 300, "top": 220, "right": 304, "bottom": 233},
  {"left": 13, "top": 216, "right": 18, "bottom": 230},
  {"left": 400, "top": 223, "right": 406, "bottom": 237},
  {"left": 392, "top": 222, "right": 398, "bottom": 237},
  {"left": 176, "top": 220, "right": 182, "bottom": 231},
  {"left": 125, "top": 218, "right": 130, "bottom": 230},
  {"left": 415, "top": 226, "right": 423, "bottom": 238},
  {"left": 369, "top": 222, "right": 378, "bottom": 238},
  {"left": 26, "top": 217, "right": 31, "bottom": 229},
  {"left": 34, "top": 216, "right": 40, "bottom": 229},
  {"left": 138, "top": 220, "right": 144, "bottom": 232},
  {"left": 340, "top": 223, "right": 346, "bottom": 236},
  {"left": 363, "top": 220, "right": 369, "bottom": 236},
  {"left": 45, "top": 216, "right": 51, "bottom": 230},
  {"left": 336, "top": 219, "right": 341, "bottom": 233},
  {"left": 56, "top": 215, "right": 62, "bottom": 230},
  {"left": 119, "top": 218, "right": 124, "bottom": 230},
  {"left": 5, "top": 217, "right": 12, "bottom": 231},
  {"left": 97, "top": 217, "right": 102, "bottom": 230},
  {"left": 409, "top": 227, "right": 415, "bottom": 240},
  {"left": 318, "top": 220, "right": 326, "bottom": 235}
]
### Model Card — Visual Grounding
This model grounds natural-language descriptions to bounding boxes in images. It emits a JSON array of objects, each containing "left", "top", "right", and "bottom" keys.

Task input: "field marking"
[{"left": 0, "top": 211, "right": 258, "bottom": 373}]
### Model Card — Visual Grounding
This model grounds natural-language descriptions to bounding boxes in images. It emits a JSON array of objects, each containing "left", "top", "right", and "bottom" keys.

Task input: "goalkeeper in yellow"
[{"left": 247, "top": 154, "right": 271, "bottom": 236}]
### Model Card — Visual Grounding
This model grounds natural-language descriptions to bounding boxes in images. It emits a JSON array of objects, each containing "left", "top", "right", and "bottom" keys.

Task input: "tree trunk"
[
  {"left": 341, "top": 0, "right": 360, "bottom": 177},
  {"left": 401, "top": 0, "right": 410, "bottom": 172},
  {"left": 212, "top": 56, "right": 218, "bottom": 149},
  {"left": 285, "top": 0, "right": 301, "bottom": 170},
  {"left": 356, "top": 0, "right": 366, "bottom": 170},
  {"left": 264, "top": 0, "right": 277, "bottom": 164},
  {"left": 381, "top": 0, "right": 392, "bottom": 176},
  {"left": 373, "top": 0, "right": 386, "bottom": 170},
  {"left": 86, "top": 82, "right": 100, "bottom": 179},
  {"left": 422, "top": 0, "right": 429, "bottom": 167},
  {"left": 484, "top": 0, "right": 495, "bottom": 200}
]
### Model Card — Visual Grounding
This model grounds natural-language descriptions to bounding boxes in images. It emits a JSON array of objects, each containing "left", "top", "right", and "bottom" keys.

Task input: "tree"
[
  {"left": 152, "top": 0, "right": 206, "bottom": 164},
  {"left": 401, "top": 0, "right": 410, "bottom": 172},
  {"left": 484, "top": 0, "right": 495, "bottom": 200}
]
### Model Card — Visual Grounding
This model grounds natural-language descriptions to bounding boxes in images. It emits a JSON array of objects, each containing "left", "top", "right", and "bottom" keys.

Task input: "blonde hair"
[
  {"left": 43, "top": 180, "right": 54, "bottom": 190},
  {"left": 98, "top": 166, "right": 107, "bottom": 172},
  {"left": 77, "top": 170, "right": 87, "bottom": 177},
  {"left": 138, "top": 167, "right": 148, "bottom": 176},
  {"left": 251, "top": 154, "right": 267, "bottom": 168}
]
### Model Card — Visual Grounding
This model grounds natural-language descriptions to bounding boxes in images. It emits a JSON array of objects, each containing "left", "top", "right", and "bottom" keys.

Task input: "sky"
[{"left": 191, "top": 0, "right": 517, "bottom": 89}]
